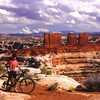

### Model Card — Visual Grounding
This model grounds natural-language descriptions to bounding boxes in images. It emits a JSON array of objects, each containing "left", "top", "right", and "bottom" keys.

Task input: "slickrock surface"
[
  {"left": 0, "top": 90, "right": 30, "bottom": 100},
  {"left": 37, "top": 75, "right": 80, "bottom": 90}
]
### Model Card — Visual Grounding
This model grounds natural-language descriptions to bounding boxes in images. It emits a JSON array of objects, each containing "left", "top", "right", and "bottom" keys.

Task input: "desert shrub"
[
  {"left": 0, "top": 64, "right": 6, "bottom": 74},
  {"left": 48, "top": 83, "right": 58, "bottom": 91},
  {"left": 68, "top": 86, "right": 76, "bottom": 91},
  {"left": 40, "top": 67, "right": 52, "bottom": 75},
  {"left": 83, "top": 73, "right": 100, "bottom": 92},
  {"left": 82, "top": 58, "right": 100, "bottom": 92}
]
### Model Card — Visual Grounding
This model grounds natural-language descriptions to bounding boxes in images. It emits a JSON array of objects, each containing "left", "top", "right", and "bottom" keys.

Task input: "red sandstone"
[{"left": 17, "top": 33, "right": 100, "bottom": 56}]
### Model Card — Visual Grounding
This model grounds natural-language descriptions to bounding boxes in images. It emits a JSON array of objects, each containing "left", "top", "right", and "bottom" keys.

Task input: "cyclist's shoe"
[
  {"left": 1, "top": 81, "right": 7, "bottom": 90},
  {"left": 1, "top": 85, "right": 5, "bottom": 89},
  {"left": 2, "top": 81, "right": 6, "bottom": 87}
]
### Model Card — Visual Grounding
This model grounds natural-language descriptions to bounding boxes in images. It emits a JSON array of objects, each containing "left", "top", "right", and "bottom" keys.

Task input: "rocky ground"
[
  {"left": 0, "top": 73, "right": 100, "bottom": 100},
  {"left": 0, "top": 90, "right": 30, "bottom": 100},
  {"left": 0, "top": 51, "right": 100, "bottom": 100},
  {"left": 1, "top": 84, "right": 100, "bottom": 100},
  {"left": 29, "top": 84, "right": 100, "bottom": 100}
]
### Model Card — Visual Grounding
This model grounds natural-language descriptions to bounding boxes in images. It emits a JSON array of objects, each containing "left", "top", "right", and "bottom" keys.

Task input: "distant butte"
[{"left": 17, "top": 32, "right": 100, "bottom": 56}]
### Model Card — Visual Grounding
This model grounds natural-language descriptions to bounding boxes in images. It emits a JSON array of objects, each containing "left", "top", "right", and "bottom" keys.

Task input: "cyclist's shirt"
[{"left": 6, "top": 60, "right": 18, "bottom": 71}]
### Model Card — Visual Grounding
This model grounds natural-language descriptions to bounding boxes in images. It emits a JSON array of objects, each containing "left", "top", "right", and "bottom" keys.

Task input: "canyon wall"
[
  {"left": 17, "top": 33, "right": 100, "bottom": 82},
  {"left": 51, "top": 51, "right": 100, "bottom": 82}
]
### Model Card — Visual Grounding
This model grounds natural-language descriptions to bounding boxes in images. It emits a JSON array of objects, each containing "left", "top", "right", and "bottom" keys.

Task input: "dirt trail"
[
  {"left": 28, "top": 84, "right": 96, "bottom": 100},
  {"left": 0, "top": 84, "right": 100, "bottom": 100}
]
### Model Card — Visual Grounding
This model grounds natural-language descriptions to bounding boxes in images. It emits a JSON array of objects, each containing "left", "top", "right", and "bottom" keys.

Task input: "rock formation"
[
  {"left": 67, "top": 32, "right": 77, "bottom": 45},
  {"left": 44, "top": 32, "right": 61, "bottom": 48},
  {"left": 17, "top": 32, "right": 100, "bottom": 55},
  {"left": 78, "top": 33, "right": 89, "bottom": 45}
]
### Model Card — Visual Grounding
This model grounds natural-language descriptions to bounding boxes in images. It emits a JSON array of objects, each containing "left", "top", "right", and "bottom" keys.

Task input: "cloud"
[
  {"left": 32, "top": 28, "right": 49, "bottom": 33},
  {"left": 0, "top": 9, "right": 11, "bottom": 15},
  {"left": 70, "top": 20, "right": 76, "bottom": 24},
  {"left": 69, "top": 11, "right": 83, "bottom": 20},
  {"left": 0, "top": 0, "right": 16, "bottom": 8},
  {"left": 0, "top": 0, "right": 100, "bottom": 33},
  {"left": 22, "top": 26, "right": 32, "bottom": 34},
  {"left": 21, "top": 27, "right": 49, "bottom": 34},
  {"left": 43, "top": 0, "right": 56, "bottom": 6}
]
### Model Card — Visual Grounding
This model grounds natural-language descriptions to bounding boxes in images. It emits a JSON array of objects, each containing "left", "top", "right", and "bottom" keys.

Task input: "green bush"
[
  {"left": 48, "top": 83, "right": 58, "bottom": 91},
  {"left": 68, "top": 86, "right": 75, "bottom": 91},
  {"left": 0, "top": 64, "right": 6, "bottom": 74},
  {"left": 40, "top": 67, "right": 52, "bottom": 75}
]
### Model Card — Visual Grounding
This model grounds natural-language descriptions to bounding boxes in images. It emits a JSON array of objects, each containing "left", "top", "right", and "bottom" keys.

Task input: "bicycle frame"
[{"left": 6, "top": 70, "right": 28, "bottom": 88}]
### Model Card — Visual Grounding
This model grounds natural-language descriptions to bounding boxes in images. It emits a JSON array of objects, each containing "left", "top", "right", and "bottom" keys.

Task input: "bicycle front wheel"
[{"left": 19, "top": 78, "right": 35, "bottom": 94}]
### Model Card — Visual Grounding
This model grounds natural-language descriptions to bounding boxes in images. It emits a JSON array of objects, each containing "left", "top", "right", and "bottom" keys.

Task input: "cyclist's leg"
[
  {"left": 8, "top": 71, "right": 15, "bottom": 86},
  {"left": 7, "top": 71, "right": 16, "bottom": 91},
  {"left": 2, "top": 71, "right": 12, "bottom": 91},
  {"left": 11, "top": 71, "right": 17, "bottom": 83},
  {"left": 13, "top": 71, "right": 22, "bottom": 93},
  {"left": 7, "top": 71, "right": 12, "bottom": 84},
  {"left": 12, "top": 71, "right": 16, "bottom": 78}
]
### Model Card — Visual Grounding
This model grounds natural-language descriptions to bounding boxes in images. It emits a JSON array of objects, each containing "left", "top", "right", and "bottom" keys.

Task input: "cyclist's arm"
[
  {"left": 5, "top": 62, "right": 10, "bottom": 71},
  {"left": 17, "top": 65, "right": 22, "bottom": 71}
]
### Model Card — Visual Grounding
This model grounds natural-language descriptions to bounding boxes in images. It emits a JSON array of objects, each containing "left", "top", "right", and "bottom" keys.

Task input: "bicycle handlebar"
[{"left": 21, "top": 69, "right": 30, "bottom": 74}]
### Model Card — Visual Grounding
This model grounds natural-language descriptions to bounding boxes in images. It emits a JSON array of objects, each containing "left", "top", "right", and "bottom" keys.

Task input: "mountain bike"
[
  {"left": 0, "top": 71, "right": 8, "bottom": 80},
  {"left": 0, "top": 69, "right": 35, "bottom": 94}
]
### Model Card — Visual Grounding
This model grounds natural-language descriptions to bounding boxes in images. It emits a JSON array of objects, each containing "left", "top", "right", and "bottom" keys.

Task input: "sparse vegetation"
[
  {"left": 0, "top": 64, "right": 6, "bottom": 74},
  {"left": 48, "top": 83, "right": 58, "bottom": 91},
  {"left": 83, "top": 59, "right": 100, "bottom": 92},
  {"left": 40, "top": 67, "right": 52, "bottom": 75},
  {"left": 83, "top": 73, "right": 100, "bottom": 92},
  {"left": 68, "top": 86, "right": 76, "bottom": 91}
]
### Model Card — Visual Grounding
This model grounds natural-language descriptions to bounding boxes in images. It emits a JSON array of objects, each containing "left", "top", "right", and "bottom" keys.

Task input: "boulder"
[{"left": 37, "top": 75, "right": 80, "bottom": 91}]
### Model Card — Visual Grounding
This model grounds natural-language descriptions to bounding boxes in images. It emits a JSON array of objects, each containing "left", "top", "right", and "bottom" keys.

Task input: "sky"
[{"left": 0, "top": 0, "right": 100, "bottom": 34}]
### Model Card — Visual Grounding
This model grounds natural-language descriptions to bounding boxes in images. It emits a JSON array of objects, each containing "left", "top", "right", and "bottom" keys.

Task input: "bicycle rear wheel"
[
  {"left": 0, "top": 75, "right": 8, "bottom": 80},
  {"left": 0, "top": 78, "right": 12, "bottom": 91},
  {"left": 0, "top": 76, "right": 8, "bottom": 91},
  {"left": 19, "top": 78, "right": 35, "bottom": 94}
]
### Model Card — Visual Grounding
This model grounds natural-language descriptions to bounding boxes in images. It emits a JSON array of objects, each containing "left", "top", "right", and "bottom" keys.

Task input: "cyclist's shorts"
[{"left": 8, "top": 71, "right": 16, "bottom": 79}]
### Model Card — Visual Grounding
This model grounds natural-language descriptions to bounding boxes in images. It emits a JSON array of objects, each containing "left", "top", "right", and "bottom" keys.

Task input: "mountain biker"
[{"left": 5, "top": 53, "right": 21, "bottom": 80}]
